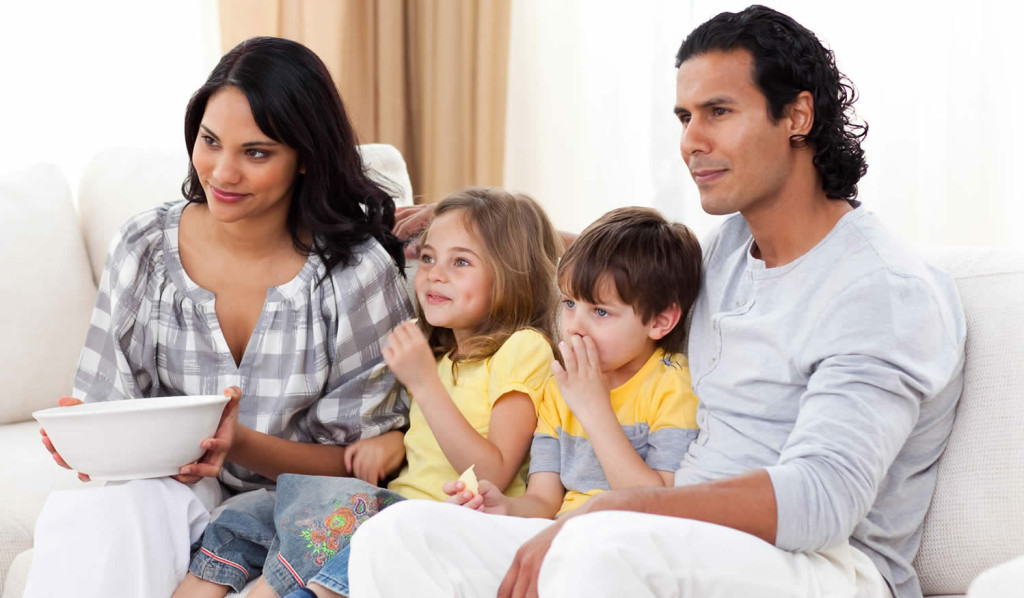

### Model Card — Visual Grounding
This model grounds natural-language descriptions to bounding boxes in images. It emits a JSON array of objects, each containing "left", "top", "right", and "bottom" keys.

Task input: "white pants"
[
  {"left": 348, "top": 501, "right": 892, "bottom": 598},
  {"left": 23, "top": 477, "right": 224, "bottom": 598},
  {"left": 967, "top": 554, "right": 1024, "bottom": 597}
]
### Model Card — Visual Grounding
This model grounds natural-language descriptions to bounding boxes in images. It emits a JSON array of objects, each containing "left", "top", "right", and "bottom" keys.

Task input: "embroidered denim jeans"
[{"left": 191, "top": 477, "right": 402, "bottom": 594}]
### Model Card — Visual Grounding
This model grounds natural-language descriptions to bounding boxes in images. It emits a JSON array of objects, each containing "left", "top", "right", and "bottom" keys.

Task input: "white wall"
[
  {"left": 0, "top": 0, "right": 221, "bottom": 203},
  {"left": 505, "top": 0, "right": 1024, "bottom": 247}
]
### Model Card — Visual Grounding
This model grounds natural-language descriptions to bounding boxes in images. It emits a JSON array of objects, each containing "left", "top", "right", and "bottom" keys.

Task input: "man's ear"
[
  {"left": 787, "top": 90, "right": 815, "bottom": 137},
  {"left": 648, "top": 303, "right": 682, "bottom": 341}
]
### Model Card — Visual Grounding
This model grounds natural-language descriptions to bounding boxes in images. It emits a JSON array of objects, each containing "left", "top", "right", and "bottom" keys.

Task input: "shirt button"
[{"left": 709, "top": 357, "right": 717, "bottom": 366}]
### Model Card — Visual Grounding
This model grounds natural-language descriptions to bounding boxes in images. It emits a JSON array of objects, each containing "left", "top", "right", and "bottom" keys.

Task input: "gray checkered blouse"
[{"left": 73, "top": 201, "right": 413, "bottom": 491}]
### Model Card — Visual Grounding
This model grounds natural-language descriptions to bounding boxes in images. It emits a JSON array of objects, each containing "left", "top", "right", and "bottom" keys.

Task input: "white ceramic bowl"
[{"left": 33, "top": 395, "right": 229, "bottom": 481}]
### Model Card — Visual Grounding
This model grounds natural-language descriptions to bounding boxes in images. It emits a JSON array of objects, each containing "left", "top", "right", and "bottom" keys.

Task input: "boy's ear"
[{"left": 647, "top": 303, "right": 682, "bottom": 341}]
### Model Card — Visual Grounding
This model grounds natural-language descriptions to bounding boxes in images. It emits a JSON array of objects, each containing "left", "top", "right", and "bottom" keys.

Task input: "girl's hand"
[
  {"left": 443, "top": 479, "right": 510, "bottom": 515},
  {"left": 552, "top": 335, "right": 611, "bottom": 421},
  {"left": 382, "top": 320, "right": 438, "bottom": 392},
  {"left": 344, "top": 430, "right": 406, "bottom": 486},
  {"left": 40, "top": 396, "right": 91, "bottom": 482},
  {"left": 173, "top": 387, "right": 240, "bottom": 484}
]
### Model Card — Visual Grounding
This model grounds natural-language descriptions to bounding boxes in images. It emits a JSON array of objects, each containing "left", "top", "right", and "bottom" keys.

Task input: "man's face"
[{"left": 675, "top": 49, "right": 797, "bottom": 217}]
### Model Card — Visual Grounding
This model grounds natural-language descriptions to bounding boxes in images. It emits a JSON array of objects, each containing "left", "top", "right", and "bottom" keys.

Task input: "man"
[{"left": 356, "top": 6, "right": 966, "bottom": 598}]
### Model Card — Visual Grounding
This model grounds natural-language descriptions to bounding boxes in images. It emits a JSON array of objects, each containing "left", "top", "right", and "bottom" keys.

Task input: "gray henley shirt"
[{"left": 679, "top": 208, "right": 966, "bottom": 598}]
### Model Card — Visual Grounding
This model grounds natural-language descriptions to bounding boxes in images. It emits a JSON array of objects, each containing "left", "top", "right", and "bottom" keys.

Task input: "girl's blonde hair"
[{"left": 417, "top": 187, "right": 562, "bottom": 366}]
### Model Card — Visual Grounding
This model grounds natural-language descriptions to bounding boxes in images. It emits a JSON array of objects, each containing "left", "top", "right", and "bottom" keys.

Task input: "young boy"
[{"left": 450, "top": 206, "right": 703, "bottom": 518}]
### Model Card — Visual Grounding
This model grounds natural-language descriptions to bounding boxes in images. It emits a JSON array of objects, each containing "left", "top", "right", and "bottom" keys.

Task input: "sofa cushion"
[
  {"left": 77, "top": 144, "right": 416, "bottom": 284},
  {"left": 0, "top": 164, "right": 96, "bottom": 424},
  {"left": 915, "top": 247, "right": 1024, "bottom": 595}
]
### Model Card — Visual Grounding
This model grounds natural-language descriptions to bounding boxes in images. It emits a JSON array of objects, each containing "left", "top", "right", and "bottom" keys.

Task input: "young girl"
[
  {"left": 27, "top": 37, "right": 411, "bottom": 598},
  {"left": 190, "top": 187, "right": 564, "bottom": 598}
]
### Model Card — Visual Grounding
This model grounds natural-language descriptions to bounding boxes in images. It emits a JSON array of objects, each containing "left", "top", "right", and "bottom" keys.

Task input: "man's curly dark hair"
[{"left": 676, "top": 5, "right": 868, "bottom": 202}]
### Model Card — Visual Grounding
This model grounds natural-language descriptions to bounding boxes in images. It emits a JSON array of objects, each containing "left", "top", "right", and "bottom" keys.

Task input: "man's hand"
[
  {"left": 382, "top": 320, "right": 439, "bottom": 395},
  {"left": 443, "top": 479, "right": 510, "bottom": 515},
  {"left": 173, "top": 386, "right": 240, "bottom": 484},
  {"left": 497, "top": 517, "right": 567, "bottom": 598},
  {"left": 552, "top": 335, "right": 612, "bottom": 422},
  {"left": 344, "top": 430, "right": 406, "bottom": 486},
  {"left": 40, "top": 396, "right": 91, "bottom": 482}
]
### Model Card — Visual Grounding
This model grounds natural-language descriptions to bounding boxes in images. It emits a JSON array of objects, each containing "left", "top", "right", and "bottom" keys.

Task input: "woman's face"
[{"left": 191, "top": 86, "right": 302, "bottom": 226}]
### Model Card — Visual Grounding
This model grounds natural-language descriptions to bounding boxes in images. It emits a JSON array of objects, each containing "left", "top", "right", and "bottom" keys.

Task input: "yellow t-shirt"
[
  {"left": 531, "top": 349, "right": 699, "bottom": 516},
  {"left": 387, "top": 328, "right": 553, "bottom": 501}
]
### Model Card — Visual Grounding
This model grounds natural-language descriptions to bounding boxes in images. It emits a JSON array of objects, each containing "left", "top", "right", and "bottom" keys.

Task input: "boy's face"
[{"left": 559, "top": 275, "right": 660, "bottom": 388}]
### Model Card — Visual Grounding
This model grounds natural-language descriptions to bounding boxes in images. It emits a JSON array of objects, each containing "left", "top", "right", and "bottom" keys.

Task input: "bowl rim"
[{"left": 32, "top": 394, "right": 229, "bottom": 420}]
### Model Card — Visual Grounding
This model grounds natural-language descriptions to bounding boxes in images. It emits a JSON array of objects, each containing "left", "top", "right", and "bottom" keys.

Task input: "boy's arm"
[
  {"left": 445, "top": 472, "right": 565, "bottom": 519},
  {"left": 555, "top": 336, "right": 671, "bottom": 490},
  {"left": 505, "top": 472, "right": 566, "bottom": 518}
]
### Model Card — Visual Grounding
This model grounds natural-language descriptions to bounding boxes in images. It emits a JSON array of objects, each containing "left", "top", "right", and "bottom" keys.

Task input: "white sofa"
[{"left": 1, "top": 145, "right": 1022, "bottom": 597}]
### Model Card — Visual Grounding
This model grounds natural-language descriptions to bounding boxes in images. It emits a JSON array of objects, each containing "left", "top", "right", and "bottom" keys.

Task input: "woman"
[{"left": 28, "top": 37, "right": 412, "bottom": 598}]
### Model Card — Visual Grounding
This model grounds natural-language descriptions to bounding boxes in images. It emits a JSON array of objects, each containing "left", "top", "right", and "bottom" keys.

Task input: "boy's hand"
[
  {"left": 383, "top": 320, "right": 438, "bottom": 394},
  {"left": 174, "top": 387, "right": 240, "bottom": 484},
  {"left": 40, "top": 397, "right": 91, "bottom": 482},
  {"left": 443, "top": 479, "right": 510, "bottom": 515},
  {"left": 553, "top": 335, "right": 611, "bottom": 422},
  {"left": 344, "top": 430, "right": 406, "bottom": 486}
]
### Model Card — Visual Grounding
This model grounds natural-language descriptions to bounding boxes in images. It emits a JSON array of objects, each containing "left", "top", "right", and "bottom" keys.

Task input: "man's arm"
[
  {"left": 582, "top": 469, "right": 777, "bottom": 543},
  {"left": 496, "top": 470, "right": 777, "bottom": 598}
]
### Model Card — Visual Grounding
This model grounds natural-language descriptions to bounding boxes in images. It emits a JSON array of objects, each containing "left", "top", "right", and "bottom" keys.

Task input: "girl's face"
[
  {"left": 414, "top": 211, "right": 495, "bottom": 347},
  {"left": 191, "top": 86, "right": 302, "bottom": 227}
]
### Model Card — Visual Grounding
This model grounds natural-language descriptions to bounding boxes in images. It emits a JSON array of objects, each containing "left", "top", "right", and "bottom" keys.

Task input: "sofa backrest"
[
  {"left": 0, "top": 164, "right": 96, "bottom": 425},
  {"left": 914, "top": 247, "right": 1024, "bottom": 595}
]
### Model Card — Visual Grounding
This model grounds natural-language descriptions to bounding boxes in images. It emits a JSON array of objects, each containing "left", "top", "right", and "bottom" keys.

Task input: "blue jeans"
[
  {"left": 194, "top": 475, "right": 404, "bottom": 595},
  {"left": 188, "top": 488, "right": 277, "bottom": 592}
]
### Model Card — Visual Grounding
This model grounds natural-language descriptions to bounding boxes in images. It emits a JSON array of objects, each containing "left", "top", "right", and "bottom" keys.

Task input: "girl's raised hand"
[
  {"left": 173, "top": 386, "right": 240, "bottom": 484},
  {"left": 40, "top": 396, "right": 91, "bottom": 482},
  {"left": 442, "top": 479, "right": 510, "bottom": 515},
  {"left": 382, "top": 320, "right": 437, "bottom": 391}
]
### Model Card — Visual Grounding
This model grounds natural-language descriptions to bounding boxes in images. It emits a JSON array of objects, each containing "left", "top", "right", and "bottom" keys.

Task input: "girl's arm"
[
  {"left": 384, "top": 321, "right": 537, "bottom": 491},
  {"left": 409, "top": 376, "right": 536, "bottom": 491},
  {"left": 555, "top": 336, "right": 672, "bottom": 489}
]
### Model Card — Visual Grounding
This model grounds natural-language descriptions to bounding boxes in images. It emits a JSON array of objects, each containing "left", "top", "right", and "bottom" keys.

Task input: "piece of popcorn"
[{"left": 458, "top": 464, "right": 479, "bottom": 496}]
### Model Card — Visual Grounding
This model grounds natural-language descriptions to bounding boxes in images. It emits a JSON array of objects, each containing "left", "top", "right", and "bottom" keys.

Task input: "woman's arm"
[{"left": 223, "top": 425, "right": 352, "bottom": 480}]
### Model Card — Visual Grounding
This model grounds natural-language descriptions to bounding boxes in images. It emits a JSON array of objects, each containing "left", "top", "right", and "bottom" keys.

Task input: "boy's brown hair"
[
  {"left": 558, "top": 207, "right": 702, "bottom": 352},
  {"left": 418, "top": 187, "right": 563, "bottom": 365}
]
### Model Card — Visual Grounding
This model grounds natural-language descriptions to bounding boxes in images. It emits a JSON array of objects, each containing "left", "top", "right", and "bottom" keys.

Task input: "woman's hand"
[
  {"left": 443, "top": 479, "right": 510, "bottom": 515},
  {"left": 40, "top": 396, "right": 91, "bottom": 482},
  {"left": 173, "top": 387, "right": 241, "bottom": 484},
  {"left": 344, "top": 430, "right": 406, "bottom": 486},
  {"left": 382, "top": 320, "right": 438, "bottom": 394}
]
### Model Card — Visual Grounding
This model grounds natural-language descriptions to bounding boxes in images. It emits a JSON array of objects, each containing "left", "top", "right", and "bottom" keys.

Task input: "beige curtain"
[{"left": 218, "top": 0, "right": 510, "bottom": 203}]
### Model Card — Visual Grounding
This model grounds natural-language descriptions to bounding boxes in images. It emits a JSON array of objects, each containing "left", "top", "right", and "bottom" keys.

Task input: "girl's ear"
[
  {"left": 298, "top": 164, "right": 306, "bottom": 175},
  {"left": 647, "top": 303, "right": 682, "bottom": 341}
]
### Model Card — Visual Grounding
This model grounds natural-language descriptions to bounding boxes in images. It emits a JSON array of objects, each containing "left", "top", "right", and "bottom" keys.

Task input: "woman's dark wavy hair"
[
  {"left": 182, "top": 36, "right": 404, "bottom": 274},
  {"left": 675, "top": 5, "right": 868, "bottom": 202}
]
